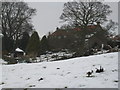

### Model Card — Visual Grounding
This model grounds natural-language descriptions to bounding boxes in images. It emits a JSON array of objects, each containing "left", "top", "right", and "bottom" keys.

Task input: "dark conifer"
[
  {"left": 26, "top": 31, "right": 40, "bottom": 56},
  {"left": 19, "top": 32, "right": 30, "bottom": 51},
  {"left": 39, "top": 35, "right": 49, "bottom": 54}
]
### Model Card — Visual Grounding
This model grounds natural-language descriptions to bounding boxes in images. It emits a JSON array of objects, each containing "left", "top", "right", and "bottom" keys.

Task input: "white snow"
[
  {"left": 38, "top": 51, "right": 74, "bottom": 62},
  {"left": 15, "top": 48, "right": 24, "bottom": 52},
  {"left": 0, "top": 59, "right": 7, "bottom": 65},
  {"left": 0, "top": 33, "right": 3, "bottom": 37},
  {"left": 1, "top": 52, "right": 118, "bottom": 88}
]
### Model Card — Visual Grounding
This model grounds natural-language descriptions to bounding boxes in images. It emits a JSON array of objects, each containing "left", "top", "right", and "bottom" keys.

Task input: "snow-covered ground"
[
  {"left": 0, "top": 59, "right": 7, "bottom": 65},
  {"left": 36, "top": 51, "right": 74, "bottom": 62},
  {"left": 1, "top": 52, "right": 118, "bottom": 88}
]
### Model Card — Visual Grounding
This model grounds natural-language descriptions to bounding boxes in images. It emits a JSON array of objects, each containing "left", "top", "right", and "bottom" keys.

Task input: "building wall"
[{"left": 48, "top": 25, "right": 108, "bottom": 51}]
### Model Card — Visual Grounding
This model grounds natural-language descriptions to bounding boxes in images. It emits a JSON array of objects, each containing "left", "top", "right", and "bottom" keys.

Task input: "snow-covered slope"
[
  {"left": 1, "top": 52, "right": 118, "bottom": 88},
  {"left": 0, "top": 59, "right": 7, "bottom": 65}
]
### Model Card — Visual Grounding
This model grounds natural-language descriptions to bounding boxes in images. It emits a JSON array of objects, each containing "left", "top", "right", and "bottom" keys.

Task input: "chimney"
[{"left": 56, "top": 27, "right": 59, "bottom": 31}]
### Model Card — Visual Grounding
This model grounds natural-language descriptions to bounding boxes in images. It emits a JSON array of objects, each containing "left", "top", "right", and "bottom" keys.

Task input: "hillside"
[{"left": 1, "top": 52, "right": 118, "bottom": 88}]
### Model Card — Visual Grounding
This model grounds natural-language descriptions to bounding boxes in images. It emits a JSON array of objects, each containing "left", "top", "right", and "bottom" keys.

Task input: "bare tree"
[
  {"left": 60, "top": 1, "right": 112, "bottom": 27},
  {"left": 105, "top": 20, "right": 118, "bottom": 35},
  {"left": 60, "top": 1, "right": 112, "bottom": 55},
  {"left": 1, "top": 2, "right": 36, "bottom": 49}
]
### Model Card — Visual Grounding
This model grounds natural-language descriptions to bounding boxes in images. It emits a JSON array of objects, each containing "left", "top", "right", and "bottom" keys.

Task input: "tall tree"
[
  {"left": 39, "top": 35, "right": 49, "bottom": 54},
  {"left": 60, "top": 1, "right": 112, "bottom": 55},
  {"left": 60, "top": 2, "right": 112, "bottom": 27},
  {"left": 19, "top": 32, "right": 30, "bottom": 51},
  {"left": 26, "top": 31, "right": 40, "bottom": 57},
  {"left": 2, "top": 35, "right": 14, "bottom": 53},
  {"left": 1, "top": 2, "right": 36, "bottom": 51}
]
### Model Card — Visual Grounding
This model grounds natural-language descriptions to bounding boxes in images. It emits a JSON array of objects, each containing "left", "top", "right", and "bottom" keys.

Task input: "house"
[
  {"left": 14, "top": 48, "right": 25, "bottom": 57},
  {"left": 113, "top": 34, "right": 120, "bottom": 41},
  {"left": 48, "top": 28, "right": 79, "bottom": 50},
  {"left": 112, "top": 34, "right": 120, "bottom": 48},
  {"left": 48, "top": 22, "right": 108, "bottom": 51}
]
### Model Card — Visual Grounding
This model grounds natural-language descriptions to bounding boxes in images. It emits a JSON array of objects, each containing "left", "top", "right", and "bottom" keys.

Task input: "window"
[
  {"left": 58, "top": 36, "right": 61, "bottom": 39},
  {"left": 64, "top": 35, "right": 67, "bottom": 38}
]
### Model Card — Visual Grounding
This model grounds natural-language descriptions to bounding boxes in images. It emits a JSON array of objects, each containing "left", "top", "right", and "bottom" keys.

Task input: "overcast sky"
[{"left": 28, "top": 2, "right": 118, "bottom": 38}]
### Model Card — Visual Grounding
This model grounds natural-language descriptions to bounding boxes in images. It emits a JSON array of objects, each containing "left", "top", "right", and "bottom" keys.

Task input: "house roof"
[
  {"left": 73, "top": 25, "right": 97, "bottom": 31},
  {"left": 113, "top": 34, "right": 120, "bottom": 41},
  {"left": 50, "top": 30, "right": 71, "bottom": 36},
  {"left": 15, "top": 48, "right": 24, "bottom": 52},
  {"left": 50, "top": 25, "right": 98, "bottom": 37}
]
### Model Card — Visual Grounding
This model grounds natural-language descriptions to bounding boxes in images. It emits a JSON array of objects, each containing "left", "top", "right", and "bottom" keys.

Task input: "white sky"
[{"left": 28, "top": 2, "right": 118, "bottom": 38}]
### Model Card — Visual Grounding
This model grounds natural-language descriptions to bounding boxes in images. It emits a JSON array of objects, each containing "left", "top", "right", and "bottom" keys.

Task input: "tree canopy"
[
  {"left": 2, "top": 2, "right": 36, "bottom": 51},
  {"left": 39, "top": 35, "right": 49, "bottom": 54},
  {"left": 60, "top": 2, "right": 112, "bottom": 27},
  {"left": 19, "top": 32, "right": 30, "bottom": 51},
  {"left": 26, "top": 31, "right": 40, "bottom": 56},
  {"left": 60, "top": 1, "right": 113, "bottom": 56}
]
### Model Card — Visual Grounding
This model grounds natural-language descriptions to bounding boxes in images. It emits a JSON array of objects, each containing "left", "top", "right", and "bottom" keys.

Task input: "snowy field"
[{"left": 1, "top": 52, "right": 118, "bottom": 88}]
